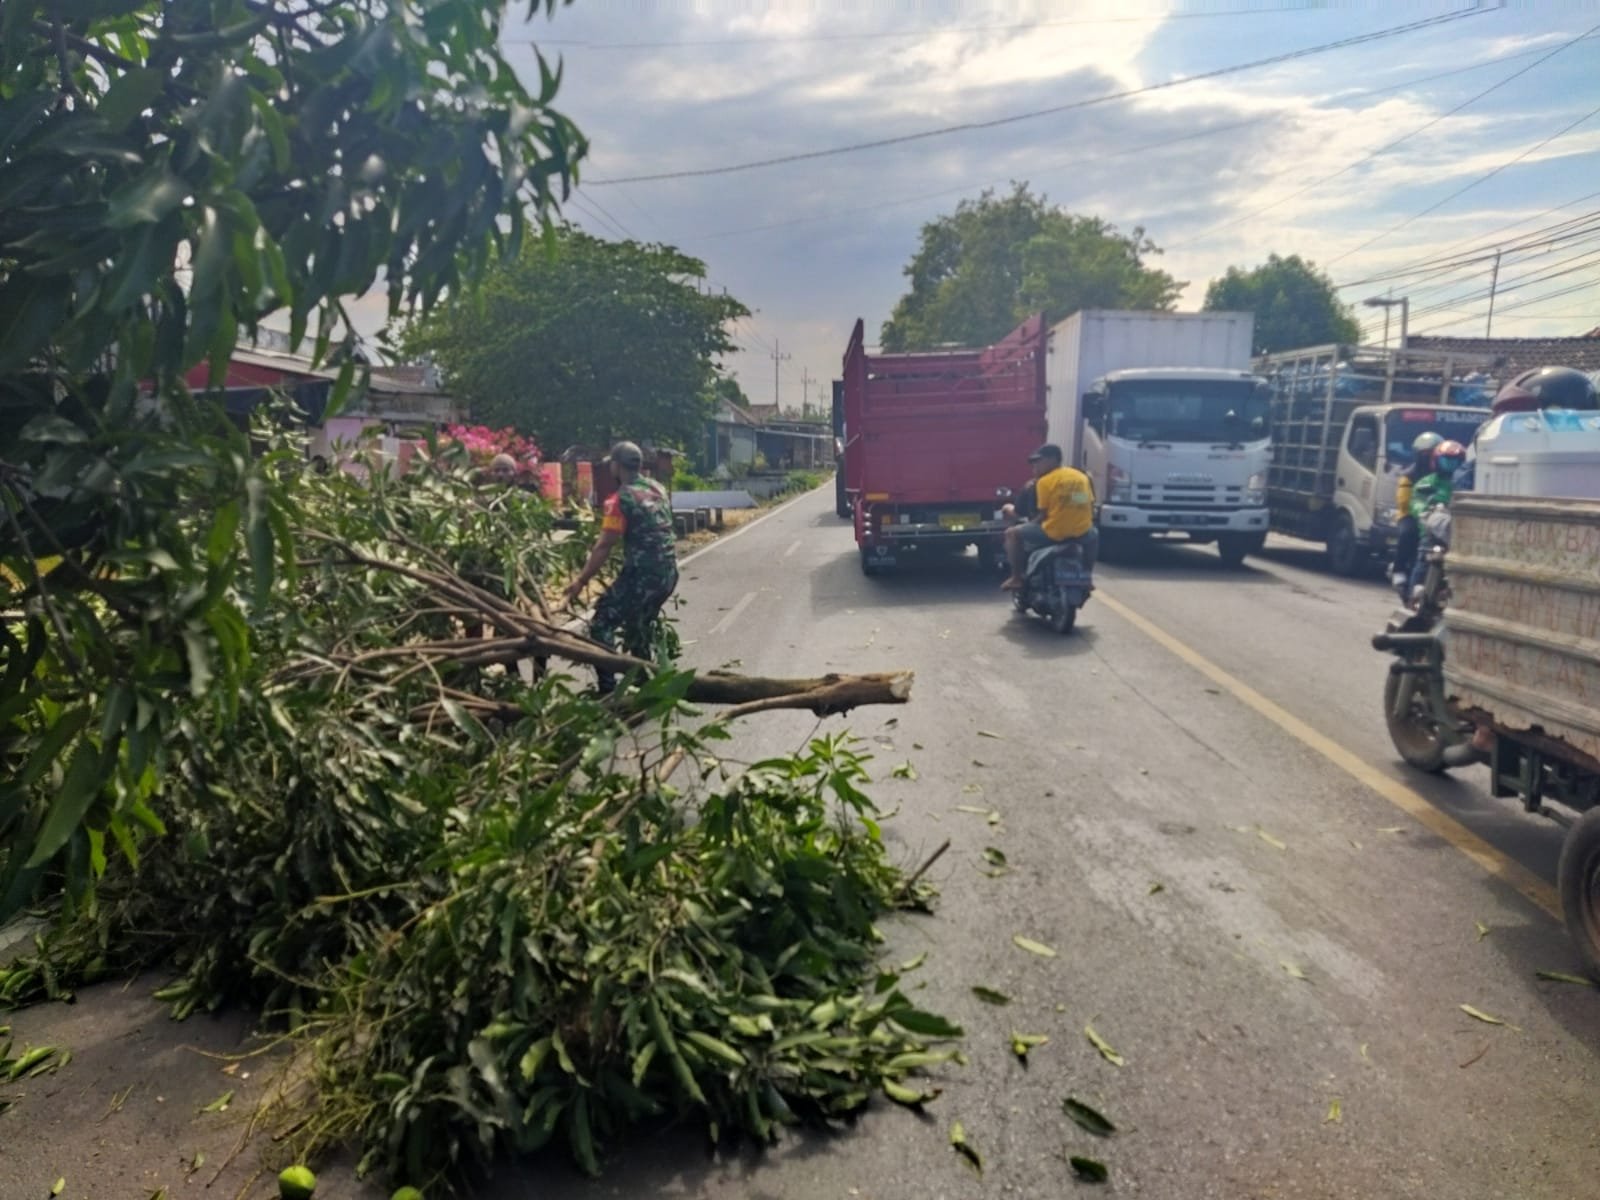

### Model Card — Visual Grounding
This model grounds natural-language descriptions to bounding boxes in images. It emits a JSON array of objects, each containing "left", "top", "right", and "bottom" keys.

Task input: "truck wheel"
[
  {"left": 1558, "top": 808, "right": 1600, "bottom": 982},
  {"left": 1382, "top": 664, "right": 1449, "bottom": 773},
  {"left": 835, "top": 475, "right": 850, "bottom": 519},
  {"left": 1217, "top": 534, "right": 1263, "bottom": 569},
  {"left": 859, "top": 548, "right": 881, "bottom": 577},
  {"left": 1326, "top": 513, "right": 1364, "bottom": 577}
]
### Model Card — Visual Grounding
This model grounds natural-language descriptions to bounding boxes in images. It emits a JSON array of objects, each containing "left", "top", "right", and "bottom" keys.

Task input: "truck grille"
[{"left": 1131, "top": 483, "right": 1244, "bottom": 509}]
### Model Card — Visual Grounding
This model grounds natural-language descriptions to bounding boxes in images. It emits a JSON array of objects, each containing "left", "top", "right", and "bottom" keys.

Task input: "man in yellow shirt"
[{"left": 1002, "top": 443, "right": 1097, "bottom": 590}]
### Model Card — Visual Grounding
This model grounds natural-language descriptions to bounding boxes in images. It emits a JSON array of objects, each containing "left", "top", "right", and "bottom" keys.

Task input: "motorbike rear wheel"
[
  {"left": 1383, "top": 663, "right": 1449, "bottom": 773},
  {"left": 1048, "top": 597, "right": 1078, "bottom": 634}
]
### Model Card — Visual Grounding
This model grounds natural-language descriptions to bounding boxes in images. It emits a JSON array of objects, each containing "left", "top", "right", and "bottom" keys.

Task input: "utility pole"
[
  {"left": 771, "top": 338, "right": 791, "bottom": 411},
  {"left": 1485, "top": 248, "right": 1503, "bottom": 338},
  {"left": 799, "top": 367, "right": 814, "bottom": 418}
]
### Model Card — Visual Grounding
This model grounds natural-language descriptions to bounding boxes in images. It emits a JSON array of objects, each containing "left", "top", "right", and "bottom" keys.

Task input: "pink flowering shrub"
[{"left": 439, "top": 424, "right": 542, "bottom": 478}]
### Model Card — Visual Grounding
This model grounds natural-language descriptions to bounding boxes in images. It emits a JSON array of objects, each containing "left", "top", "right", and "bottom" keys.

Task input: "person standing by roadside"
[{"left": 562, "top": 441, "right": 679, "bottom": 692}]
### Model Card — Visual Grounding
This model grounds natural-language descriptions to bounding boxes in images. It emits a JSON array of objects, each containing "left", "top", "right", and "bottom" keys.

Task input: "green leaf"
[
  {"left": 1085, "top": 1024, "right": 1124, "bottom": 1067},
  {"left": 1009, "top": 1031, "right": 1048, "bottom": 1061},
  {"left": 971, "top": 986, "right": 1010, "bottom": 1006},
  {"left": 1459, "top": 1004, "right": 1505, "bottom": 1026},
  {"left": 25, "top": 741, "right": 105, "bottom": 869},
  {"left": 1148, "top": 882, "right": 1165, "bottom": 895},
  {"left": 883, "top": 1078, "right": 940, "bottom": 1107},
  {"left": 51, "top": 1179, "right": 64, "bottom": 1197},
  {"left": 106, "top": 171, "right": 187, "bottom": 228},
  {"left": 98, "top": 69, "right": 166, "bottom": 130},
  {"left": 1013, "top": 935, "right": 1056, "bottom": 958},
  {"left": 889, "top": 1008, "right": 964, "bottom": 1039},
  {"left": 198, "top": 1089, "right": 233, "bottom": 1113},
  {"left": 1256, "top": 827, "right": 1287, "bottom": 851},
  {"left": 982, "top": 847, "right": 1007, "bottom": 867},
  {"left": 1281, "top": 961, "right": 1308, "bottom": 981},
  {"left": 18, "top": 415, "right": 87, "bottom": 445},
  {"left": 1069, "top": 1155, "right": 1109, "bottom": 1183},
  {"left": 1326, "top": 1096, "right": 1343, "bottom": 1124},
  {"left": 683, "top": 1030, "right": 745, "bottom": 1068},
  {"left": 949, "top": 1122, "right": 982, "bottom": 1175},
  {"left": 1535, "top": 970, "right": 1595, "bottom": 988},
  {"left": 1062, "top": 1097, "right": 1116, "bottom": 1136},
  {"left": 890, "top": 762, "right": 917, "bottom": 780},
  {"left": 899, "top": 951, "right": 928, "bottom": 972}
]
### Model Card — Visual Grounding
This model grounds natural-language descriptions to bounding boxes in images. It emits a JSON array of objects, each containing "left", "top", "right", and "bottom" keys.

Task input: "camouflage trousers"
[{"left": 590, "top": 564, "right": 679, "bottom": 693}]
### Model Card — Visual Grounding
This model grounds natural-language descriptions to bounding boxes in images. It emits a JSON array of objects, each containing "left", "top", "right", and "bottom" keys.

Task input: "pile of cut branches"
[{"left": 2, "top": 442, "right": 948, "bottom": 1188}]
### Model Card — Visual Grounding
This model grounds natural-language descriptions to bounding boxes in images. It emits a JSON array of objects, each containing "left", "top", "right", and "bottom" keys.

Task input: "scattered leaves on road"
[
  {"left": 1281, "top": 961, "right": 1309, "bottom": 982},
  {"left": 983, "top": 847, "right": 1008, "bottom": 867},
  {"left": 1359, "top": 1043, "right": 1370, "bottom": 1062},
  {"left": 949, "top": 1122, "right": 983, "bottom": 1175},
  {"left": 1475, "top": 921, "right": 1491, "bottom": 941},
  {"left": 977, "top": 729, "right": 1004, "bottom": 740},
  {"left": 891, "top": 762, "right": 918, "bottom": 780},
  {"left": 1069, "top": 1155, "right": 1109, "bottom": 1182},
  {"left": 1085, "top": 1024, "right": 1124, "bottom": 1067},
  {"left": 1378, "top": 826, "right": 1407, "bottom": 835},
  {"left": 198, "top": 1089, "right": 234, "bottom": 1114},
  {"left": 1147, "top": 882, "right": 1165, "bottom": 895},
  {"left": 1326, "top": 1097, "right": 1343, "bottom": 1124},
  {"left": 899, "top": 952, "right": 928, "bottom": 973},
  {"left": 1062, "top": 1097, "right": 1116, "bottom": 1136},
  {"left": 1256, "top": 828, "right": 1287, "bottom": 851},
  {"left": 1009, "top": 1032, "right": 1049, "bottom": 1062},
  {"left": 972, "top": 987, "right": 1012, "bottom": 1007},
  {"left": 1459, "top": 1004, "right": 1505, "bottom": 1026},
  {"left": 1535, "top": 970, "right": 1595, "bottom": 987},
  {"left": 51, "top": 1179, "right": 64, "bottom": 1198},
  {"left": 1459, "top": 1044, "right": 1491, "bottom": 1069},
  {"left": 1013, "top": 935, "right": 1057, "bottom": 958},
  {"left": 954, "top": 804, "right": 989, "bottom": 815},
  {"left": 971, "top": 759, "right": 989, "bottom": 768}
]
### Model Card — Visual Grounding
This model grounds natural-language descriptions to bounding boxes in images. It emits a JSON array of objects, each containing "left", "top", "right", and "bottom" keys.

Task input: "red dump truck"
[{"left": 840, "top": 315, "right": 1048, "bottom": 575}]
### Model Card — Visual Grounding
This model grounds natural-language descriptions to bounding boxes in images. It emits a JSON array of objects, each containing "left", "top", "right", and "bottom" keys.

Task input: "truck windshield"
[
  {"left": 1384, "top": 410, "right": 1488, "bottom": 467},
  {"left": 1106, "top": 380, "right": 1269, "bottom": 444}
]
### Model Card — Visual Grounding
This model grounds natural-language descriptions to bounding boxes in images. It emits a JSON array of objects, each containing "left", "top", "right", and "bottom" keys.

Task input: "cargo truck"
[
  {"left": 841, "top": 315, "right": 1047, "bottom": 575},
  {"left": 1257, "top": 343, "right": 1495, "bottom": 575},
  {"left": 1045, "top": 310, "right": 1270, "bottom": 567}
]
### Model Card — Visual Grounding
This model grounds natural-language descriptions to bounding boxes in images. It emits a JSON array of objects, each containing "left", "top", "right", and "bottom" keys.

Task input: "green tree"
[
  {"left": 1203, "top": 254, "right": 1361, "bottom": 354},
  {"left": 399, "top": 230, "right": 750, "bottom": 451},
  {"left": 712, "top": 374, "right": 751, "bottom": 411},
  {"left": 881, "top": 183, "right": 1183, "bottom": 350},
  {"left": 0, "top": 1, "right": 584, "bottom": 918}
]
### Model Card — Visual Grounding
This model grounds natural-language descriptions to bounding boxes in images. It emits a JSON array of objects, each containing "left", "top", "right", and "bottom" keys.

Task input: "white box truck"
[{"left": 1046, "top": 310, "right": 1270, "bottom": 566}]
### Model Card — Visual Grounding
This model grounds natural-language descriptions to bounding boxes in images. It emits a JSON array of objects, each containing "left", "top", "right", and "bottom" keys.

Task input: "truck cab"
[{"left": 1081, "top": 368, "right": 1272, "bottom": 567}]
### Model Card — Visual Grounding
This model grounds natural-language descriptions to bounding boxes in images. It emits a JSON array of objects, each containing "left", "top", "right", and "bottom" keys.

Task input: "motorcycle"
[
  {"left": 1371, "top": 504, "right": 1474, "bottom": 772},
  {"left": 1011, "top": 539, "right": 1095, "bottom": 634}
]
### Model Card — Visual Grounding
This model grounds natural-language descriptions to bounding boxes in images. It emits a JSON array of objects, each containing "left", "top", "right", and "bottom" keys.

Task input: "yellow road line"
[{"left": 1096, "top": 588, "right": 1562, "bottom": 921}]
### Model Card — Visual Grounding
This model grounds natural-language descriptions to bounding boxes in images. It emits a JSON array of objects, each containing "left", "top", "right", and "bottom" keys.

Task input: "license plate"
[{"left": 939, "top": 513, "right": 981, "bottom": 530}]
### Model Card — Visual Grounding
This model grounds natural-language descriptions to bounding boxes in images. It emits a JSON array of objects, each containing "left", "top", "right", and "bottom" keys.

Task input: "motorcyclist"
[
  {"left": 1406, "top": 439, "right": 1464, "bottom": 601},
  {"left": 1390, "top": 431, "right": 1443, "bottom": 592},
  {"left": 1001, "top": 443, "right": 1097, "bottom": 591},
  {"left": 1456, "top": 366, "right": 1599, "bottom": 491}
]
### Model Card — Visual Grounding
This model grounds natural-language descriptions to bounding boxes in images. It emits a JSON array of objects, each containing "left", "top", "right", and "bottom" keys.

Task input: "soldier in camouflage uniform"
[{"left": 563, "top": 440, "right": 679, "bottom": 693}]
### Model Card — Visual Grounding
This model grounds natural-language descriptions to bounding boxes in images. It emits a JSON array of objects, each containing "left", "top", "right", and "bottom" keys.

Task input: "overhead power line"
[
  {"left": 585, "top": 7, "right": 1495, "bottom": 185},
  {"left": 1335, "top": 203, "right": 1600, "bottom": 289},
  {"left": 1168, "top": 24, "right": 1599, "bottom": 251},
  {"left": 687, "top": 42, "right": 1573, "bottom": 244},
  {"left": 509, "top": 5, "right": 1355, "bottom": 50},
  {"left": 1409, "top": 274, "right": 1600, "bottom": 336},
  {"left": 1324, "top": 99, "right": 1600, "bottom": 267}
]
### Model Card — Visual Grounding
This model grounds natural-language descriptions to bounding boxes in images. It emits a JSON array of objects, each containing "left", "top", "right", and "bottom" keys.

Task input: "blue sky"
[{"left": 482, "top": 1, "right": 1600, "bottom": 408}]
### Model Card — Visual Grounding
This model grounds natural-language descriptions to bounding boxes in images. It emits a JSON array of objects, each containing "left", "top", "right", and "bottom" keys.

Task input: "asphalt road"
[{"left": 5, "top": 488, "right": 1597, "bottom": 1200}]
